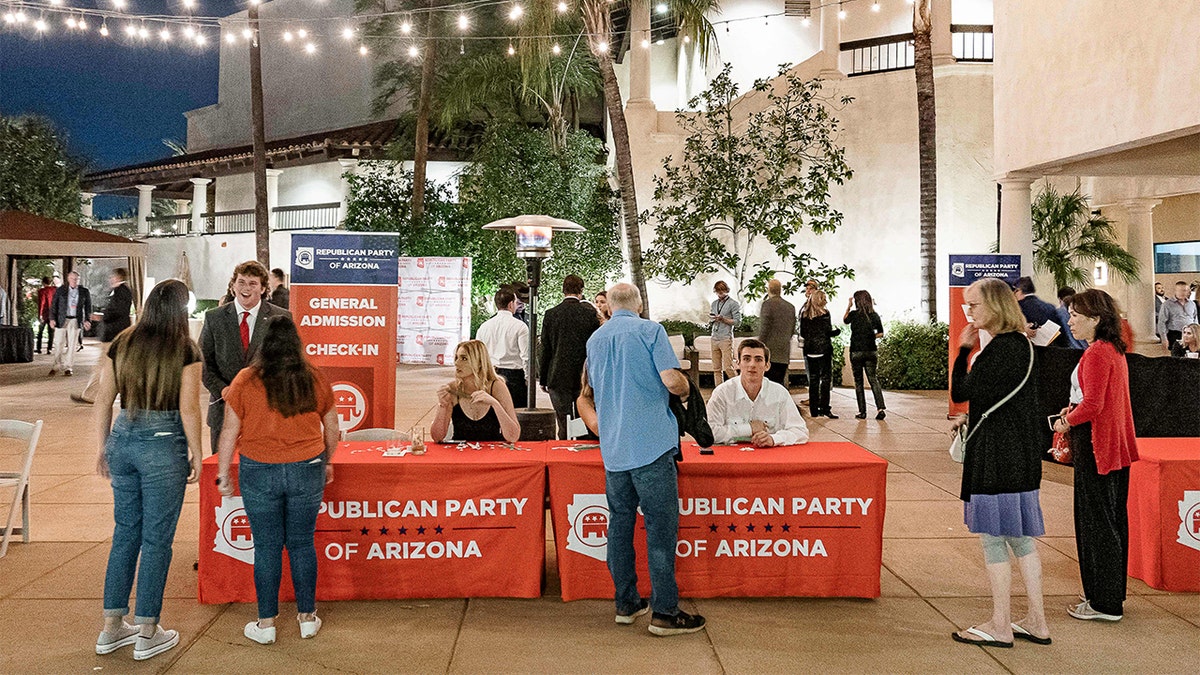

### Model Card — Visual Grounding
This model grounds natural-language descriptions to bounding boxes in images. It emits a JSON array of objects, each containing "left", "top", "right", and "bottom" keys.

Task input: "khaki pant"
[
  {"left": 712, "top": 338, "right": 736, "bottom": 384},
  {"left": 80, "top": 341, "right": 112, "bottom": 401},
  {"left": 49, "top": 318, "right": 80, "bottom": 371}
]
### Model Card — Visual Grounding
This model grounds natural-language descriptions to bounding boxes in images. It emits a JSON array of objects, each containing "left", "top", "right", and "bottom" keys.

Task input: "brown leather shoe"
[
  {"left": 70, "top": 394, "right": 94, "bottom": 404},
  {"left": 64, "top": 369, "right": 73, "bottom": 376},
  {"left": 48, "top": 369, "right": 58, "bottom": 376}
]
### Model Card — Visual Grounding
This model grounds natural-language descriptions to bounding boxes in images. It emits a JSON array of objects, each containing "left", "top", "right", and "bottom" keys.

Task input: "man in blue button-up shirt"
[{"left": 586, "top": 283, "right": 706, "bottom": 636}]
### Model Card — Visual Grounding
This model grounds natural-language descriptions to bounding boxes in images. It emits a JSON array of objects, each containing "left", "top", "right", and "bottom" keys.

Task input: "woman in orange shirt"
[{"left": 217, "top": 315, "right": 338, "bottom": 645}]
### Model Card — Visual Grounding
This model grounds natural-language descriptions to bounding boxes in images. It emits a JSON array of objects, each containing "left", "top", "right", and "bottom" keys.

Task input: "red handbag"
[{"left": 1051, "top": 430, "right": 1072, "bottom": 464}]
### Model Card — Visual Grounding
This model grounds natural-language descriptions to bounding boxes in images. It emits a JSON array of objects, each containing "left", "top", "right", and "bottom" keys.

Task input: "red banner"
[
  {"left": 546, "top": 443, "right": 887, "bottom": 600},
  {"left": 199, "top": 442, "right": 547, "bottom": 603},
  {"left": 1128, "top": 438, "right": 1200, "bottom": 592}
]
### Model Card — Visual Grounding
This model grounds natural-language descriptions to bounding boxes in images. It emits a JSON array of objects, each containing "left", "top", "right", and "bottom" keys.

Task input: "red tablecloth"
[
  {"left": 1128, "top": 438, "right": 1200, "bottom": 592},
  {"left": 199, "top": 441, "right": 547, "bottom": 603},
  {"left": 546, "top": 442, "right": 888, "bottom": 600}
]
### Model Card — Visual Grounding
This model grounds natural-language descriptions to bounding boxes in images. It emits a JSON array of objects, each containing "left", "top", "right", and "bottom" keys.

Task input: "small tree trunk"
[
  {"left": 914, "top": 0, "right": 938, "bottom": 322},
  {"left": 249, "top": 5, "right": 269, "bottom": 265},
  {"left": 411, "top": 3, "right": 437, "bottom": 226}
]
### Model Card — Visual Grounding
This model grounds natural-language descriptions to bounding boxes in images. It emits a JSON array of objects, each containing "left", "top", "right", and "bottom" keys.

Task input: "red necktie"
[{"left": 240, "top": 311, "right": 250, "bottom": 352}]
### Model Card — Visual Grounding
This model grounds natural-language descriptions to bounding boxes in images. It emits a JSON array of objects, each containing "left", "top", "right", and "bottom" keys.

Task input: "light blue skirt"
[{"left": 964, "top": 490, "right": 1045, "bottom": 538}]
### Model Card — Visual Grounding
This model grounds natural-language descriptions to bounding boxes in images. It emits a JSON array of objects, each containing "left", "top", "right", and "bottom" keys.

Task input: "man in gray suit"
[
  {"left": 758, "top": 278, "right": 797, "bottom": 387},
  {"left": 200, "top": 261, "right": 290, "bottom": 454}
]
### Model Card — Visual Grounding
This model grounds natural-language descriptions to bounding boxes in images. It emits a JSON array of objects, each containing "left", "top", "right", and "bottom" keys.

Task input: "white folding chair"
[
  {"left": 1, "top": 419, "right": 43, "bottom": 558},
  {"left": 342, "top": 428, "right": 410, "bottom": 442}
]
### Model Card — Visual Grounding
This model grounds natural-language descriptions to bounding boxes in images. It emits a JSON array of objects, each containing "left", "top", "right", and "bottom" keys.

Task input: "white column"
[
  {"left": 998, "top": 176, "right": 1035, "bottom": 276},
  {"left": 1122, "top": 199, "right": 1161, "bottom": 341},
  {"left": 80, "top": 192, "right": 96, "bottom": 219},
  {"left": 135, "top": 185, "right": 155, "bottom": 235},
  {"left": 266, "top": 168, "right": 283, "bottom": 229},
  {"left": 931, "top": 0, "right": 955, "bottom": 66},
  {"left": 190, "top": 178, "right": 211, "bottom": 235},
  {"left": 627, "top": 0, "right": 651, "bottom": 104},
  {"left": 338, "top": 158, "right": 359, "bottom": 226},
  {"left": 818, "top": 2, "right": 843, "bottom": 79}
]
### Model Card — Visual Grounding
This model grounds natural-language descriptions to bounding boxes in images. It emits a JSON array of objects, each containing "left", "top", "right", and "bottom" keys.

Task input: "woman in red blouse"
[{"left": 1054, "top": 289, "right": 1138, "bottom": 622}]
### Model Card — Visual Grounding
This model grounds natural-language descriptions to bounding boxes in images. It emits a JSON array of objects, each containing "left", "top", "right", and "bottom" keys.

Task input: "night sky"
[{"left": 0, "top": 1, "right": 242, "bottom": 216}]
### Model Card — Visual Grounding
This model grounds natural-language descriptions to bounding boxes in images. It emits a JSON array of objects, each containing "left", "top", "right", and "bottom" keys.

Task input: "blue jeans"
[
  {"left": 238, "top": 454, "right": 326, "bottom": 618},
  {"left": 103, "top": 410, "right": 189, "bottom": 624},
  {"left": 605, "top": 449, "right": 680, "bottom": 616}
]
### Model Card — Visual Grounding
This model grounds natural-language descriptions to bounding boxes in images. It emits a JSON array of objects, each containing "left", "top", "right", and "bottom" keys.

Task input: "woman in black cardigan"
[
  {"left": 949, "top": 277, "right": 1049, "bottom": 648},
  {"left": 799, "top": 290, "right": 841, "bottom": 418}
]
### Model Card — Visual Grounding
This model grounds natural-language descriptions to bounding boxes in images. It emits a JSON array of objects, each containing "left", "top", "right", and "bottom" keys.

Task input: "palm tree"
[
  {"left": 1032, "top": 185, "right": 1139, "bottom": 290},
  {"left": 522, "top": 0, "right": 719, "bottom": 316},
  {"left": 913, "top": 0, "right": 937, "bottom": 321}
]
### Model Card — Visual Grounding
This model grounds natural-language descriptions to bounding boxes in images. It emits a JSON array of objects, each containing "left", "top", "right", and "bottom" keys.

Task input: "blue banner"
[
  {"left": 948, "top": 254, "right": 1022, "bottom": 288},
  {"left": 290, "top": 233, "right": 399, "bottom": 286}
]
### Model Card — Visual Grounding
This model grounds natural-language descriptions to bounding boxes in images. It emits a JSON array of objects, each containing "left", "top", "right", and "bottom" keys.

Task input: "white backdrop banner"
[{"left": 397, "top": 256, "right": 472, "bottom": 365}]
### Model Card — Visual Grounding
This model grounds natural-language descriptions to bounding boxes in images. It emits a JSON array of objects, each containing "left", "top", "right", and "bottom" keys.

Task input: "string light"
[
  {"left": 838, "top": 9, "right": 847, "bottom": 20},
  {"left": 596, "top": 40, "right": 607, "bottom": 52},
  {"left": 506, "top": 42, "right": 514, "bottom": 56},
  {"left": 802, "top": 17, "right": 811, "bottom": 27},
  {"left": 66, "top": 16, "right": 76, "bottom": 28},
  {"left": 872, "top": 1, "right": 880, "bottom": 12},
  {"left": 49, "top": 0, "right": 63, "bottom": 6},
  {"left": 407, "top": 44, "right": 419, "bottom": 58},
  {"left": 508, "top": 4, "right": 522, "bottom": 20},
  {"left": 551, "top": 42, "right": 561, "bottom": 55},
  {"left": 359, "top": 44, "right": 368, "bottom": 55},
  {"left": 138, "top": 24, "right": 149, "bottom": 39},
  {"left": 640, "top": 38, "right": 649, "bottom": 48},
  {"left": 305, "top": 42, "right": 316, "bottom": 54},
  {"left": 399, "top": 19, "right": 411, "bottom": 33},
  {"left": 34, "top": 17, "right": 48, "bottom": 32},
  {"left": 159, "top": 27, "right": 171, "bottom": 41},
  {"left": 224, "top": 31, "right": 235, "bottom": 43},
  {"left": 112, "top": 0, "right": 126, "bottom": 9},
  {"left": 241, "top": 27, "right": 252, "bottom": 40},
  {"left": 342, "top": 26, "right": 355, "bottom": 40},
  {"left": 457, "top": 13, "right": 468, "bottom": 30},
  {"left": 78, "top": 17, "right": 87, "bottom": 30},
  {"left": 183, "top": 24, "right": 195, "bottom": 38},
  {"left": 2, "top": 13, "right": 13, "bottom": 25},
  {"left": 99, "top": 21, "right": 108, "bottom": 35},
  {"left": 682, "top": 35, "right": 690, "bottom": 43},
  {"left": 282, "top": 30, "right": 293, "bottom": 41},
  {"left": 125, "top": 24, "right": 136, "bottom": 36},
  {"left": 556, "top": 1, "right": 567, "bottom": 12},
  {"left": 195, "top": 33, "right": 206, "bottom": 46},
  {"left": 296, "top": 28, "right": 307, "bottom": 39},
  {"left": 655, "top": 3, "right": 667, "bottom": 14}
]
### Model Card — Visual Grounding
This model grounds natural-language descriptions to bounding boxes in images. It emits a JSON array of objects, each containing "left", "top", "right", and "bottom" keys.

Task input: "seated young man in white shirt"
[{"left": 707, "top": 338, "right": 809, "bottom": 447}]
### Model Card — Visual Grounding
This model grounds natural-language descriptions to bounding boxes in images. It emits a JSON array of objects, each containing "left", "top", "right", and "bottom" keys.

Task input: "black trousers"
[
  {"left": 765, "top": 361, "right": 788, "bottom": 386},
  {"left": 1166, "top": 330, "right": 1182, "bottom": 349},
  {"left": 547, "top": 387, "right": 579, "bottom": 440},
  {"left": 495, "top": 367, "right": 528, "bottom": 409},
  {"left": 36, "top": 321, "right": 54, "bottom": 352},
  {"left": 850, "top": 351, "right": 886, "bottom": 414},
  {"left": 1071, "top": 422, "right": 1130, "bottom": 617},
  {"left": 807, "top": 354, "right": 832, "bottom": 414}
]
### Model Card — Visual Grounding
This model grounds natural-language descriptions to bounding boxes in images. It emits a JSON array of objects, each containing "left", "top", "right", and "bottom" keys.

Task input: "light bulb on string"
[
  {"left": 195, "top": 33, "right": 207, "bottom": 46},
  {"left": 15, "top": 10, "right": 27, "bottom": 23},
  {"left": 407, "top": 44, "right": 419, "bottom": 58},
  {"left": 305, "top": 42, "right": 316, "bottom": 54},
  {"left": 78, "top": 17, "right": 87, "bottom": 30},
  {"left": 596, "top": 40, "right": 607, "bottom": 52},
  {"left": 160, "top": 28, "right": 171, "bottom": 42},
  {"left": 399, "top": 20, "right": 411, "bottom": 34},
  {"left": 342, "top": 26, "right": 355, "bottom": 40},
  {"left": 359, "top": 44, "right": 368, "bottom": 56},
  {"left": 457, "top": 13, "right": 469, "bottom": 31},
  {"left": 2, "top": 13, "right": 14, "bottom": 25},
  {"left": 183, "top": 0, "right": 196, "bottom": 8},
  {"left": 224, "top": 31, "right": 236, "bottom": 43},
  {"left": 112, "top": 0, "right": 126, "bottom": 9},
  {"left": 242, "top": 27, "right": 252, "bottom": 40},
  {"left": 838, "top": 9, "right": 847, "bottom": 20},
  {"left": 640, "top": 38, "right": 649, "bottom": 48},
  {"left": 99, "top": 22, "right": 108, "bottom": 35},
  {"left": 556, "top": 2, "right": 567, "bottom": 13},
  {"left": 459, "top": 39, "right": 464, "bottom": 54},
  {"left": 507, "top": 42, "right": 515, "bottom": 56},
  {"left": 551, "top": 42, "right": 561, "bottom": 55},
  {"left": 508, "top": 4, "right": 522, "bottom": 20},
  {"left": 682, "top": 34, "right": 690, "bottom": 43},
  {"left": 801, "top": 17, "right": 811, "bottom": 27},
  {"left": 48, "top": 0, "right": 62, "bottom": 6},
  {"left": 872, "top": 2, "right": 880, "bottom": 12},
  {"left": 282, "top": 30, "right": 293, "bottom": 41},
  {"left": 34, "top": 16, "right": 47, "bottom": 32},
  {"left": 184, "top": 24, "right": 195, "bottom": 38},
  {"left": 66, "top": 16, "right": 76, "bottom": 28},
  {"left": 296, "top": 28, "right": 307, "bottom": 39},
  {"left": 655, "top": 3, "right": 666, "bottom": 14},
  {"left": 125, "top": 24, "right": 136, "bottom": 36}
]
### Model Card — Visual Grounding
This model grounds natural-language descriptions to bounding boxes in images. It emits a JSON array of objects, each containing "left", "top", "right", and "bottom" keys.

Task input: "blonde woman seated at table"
[
  {"left": 575, "top": 367, "right": 600, "bottom": 438},
  {"left": 432, "top": 340, "right": 521, "bottom": 442},
  {"left": 707, "top": 338, "right": 808, "bottom": 447},
  {"left": 1170, "top": 323, "right": 1200, "bottom": 358}
]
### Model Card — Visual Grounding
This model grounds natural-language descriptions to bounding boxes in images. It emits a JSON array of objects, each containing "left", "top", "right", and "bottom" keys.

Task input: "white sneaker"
[
  {"left": 133, "top": 626, "right": 179, "bottom": 661},
  {"left": 299, "top": 614, "right": 322, "bottom": 639},
  {"left": 244, "top": 621, "right": 277, "bottom": 644},
  {"left": 95, "top": 621, "right": 139, "bottom": 655},
  {"left": 1067, "top": 599, "right": 1122, "bottom": 622}
]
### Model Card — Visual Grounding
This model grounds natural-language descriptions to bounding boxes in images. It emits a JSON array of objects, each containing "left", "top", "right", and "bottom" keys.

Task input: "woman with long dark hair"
[
  {"left": 799, "top": 290, "right": 841, "bottom": 418},
  {"left": 94, "top": 279, "right": 203, "bottom": 661},
  {"left": 217, "top": 315, "right": 338, "bottom": 644},
  {"left": 843, "top": 289, "right": 887, "bottom": 420},
  {"left": 950, "top": 277, "right": 1049, "bottom": 648},
  {"left": 1054, "top": 289, "right": 1138, "bottom": 622}
]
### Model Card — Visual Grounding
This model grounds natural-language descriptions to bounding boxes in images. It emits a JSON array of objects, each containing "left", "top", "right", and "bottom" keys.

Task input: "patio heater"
[{"left": 482, "top": 215, "right": 584, "bottom": 438}]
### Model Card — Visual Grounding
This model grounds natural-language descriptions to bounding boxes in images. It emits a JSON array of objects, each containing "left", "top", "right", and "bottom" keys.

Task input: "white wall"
[{"left": 993, "top": 0, "right": 1200, "bottom": 174}]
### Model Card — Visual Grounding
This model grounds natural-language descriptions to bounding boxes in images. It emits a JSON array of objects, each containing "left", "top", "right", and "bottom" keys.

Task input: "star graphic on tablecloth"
[
  {"left": 746, "top": 523, "right": 756, "bottom": 532},
  {"left": 417, "top": 525, "right": 427, "bottom": 535},
  {"left": 397, "top": 526, "right": 407, "bottom": 535},
  {"left": 764, "top": 523, "right": 774, "bottom": 533},
  {"left": 379, "top": 526, "right": 389, "bottom": 535},
  {"left": 434, "top": 525, "right": 444, "bottom": 534},
  {"left": 360, "top": 527, "right": 369, "bottom": 535},
  {"left": 727, "top": 523, "right": 737, "bottom": 532},
  {"left": 708, "top": 523, "right": 718, "bottom": 533},
  {"left": 781, "top": 523, "right": 791, "bottom": 532}
]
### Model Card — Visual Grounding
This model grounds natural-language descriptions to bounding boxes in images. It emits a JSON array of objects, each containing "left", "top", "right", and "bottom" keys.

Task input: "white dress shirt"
[
  {"left": 708, "top": 375, "right": 809, "bottom": 446},
  {"left": 476, "top": 310, "right": 529, "bottom": 370}
]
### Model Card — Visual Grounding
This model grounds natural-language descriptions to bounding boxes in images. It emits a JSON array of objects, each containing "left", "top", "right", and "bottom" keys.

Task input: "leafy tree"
[
  {"left": 0, "top": 115, "right": 85, "bottom": 224},
  {"left": 1032, "top": 185, "right": 1139, "bottom": 289},
  {"left": 645, "top": 64, "right": 855, "bottom": 302}
]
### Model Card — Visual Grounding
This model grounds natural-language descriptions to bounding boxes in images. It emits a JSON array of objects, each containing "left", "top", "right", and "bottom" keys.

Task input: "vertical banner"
[
  {"left": 291, "top": 234, "right": 399, "bottom": 433},
  {"left": 397, "top": 257, "right": 472, "bottom": 365},
  {"left": 947, "top": 255, "right": 1022, "bottom": 416}
]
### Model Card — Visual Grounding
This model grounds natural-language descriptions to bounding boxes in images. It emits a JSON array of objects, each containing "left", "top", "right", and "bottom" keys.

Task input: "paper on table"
[{"left": 1031, "top": 320, "right": 1061, "bottom": 347}]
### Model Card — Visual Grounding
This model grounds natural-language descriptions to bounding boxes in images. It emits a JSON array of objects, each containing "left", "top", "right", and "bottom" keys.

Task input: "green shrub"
[
  {"left": 733, "top": 314, "right": 759, "bottom": 336},
  {"left": 877, "top": 321, "right": 949, "bottom": 390},
  {"left": 659, "top": 320, "right": 706, "bottom": 346},
  {"left": 193, "top": 299, "right": 219, "bottom": 318},
  {"left": 830, "top": 332, "right": 847, "bottom": 387}
]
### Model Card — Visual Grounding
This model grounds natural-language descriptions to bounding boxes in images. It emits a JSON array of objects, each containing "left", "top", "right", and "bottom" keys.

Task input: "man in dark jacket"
[
  {"left": 1013, "top": 276, "right": 1066, "bottom": 347},
  {"left": 269, "top": 267, "right": 290, "bottom": 309},
  {"left": 73, "top": 268, "right": 134, "bottom": 403},
  {"left": 48, "top": 270, "right": 92, "bottom": 376},
  {"left": 539, "top": 274, "right": 600, "bottom": 439},
  {"left": 758, "top": 279, "right": 797, "bottom": 386}
]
